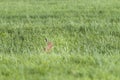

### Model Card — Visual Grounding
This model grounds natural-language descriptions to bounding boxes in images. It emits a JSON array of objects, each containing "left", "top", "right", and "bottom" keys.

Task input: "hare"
[{"left": 44, "top": 38, "right": 53, "bottom": 52}]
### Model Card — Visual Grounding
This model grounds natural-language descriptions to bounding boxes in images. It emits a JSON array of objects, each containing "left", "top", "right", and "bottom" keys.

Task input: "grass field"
[{"left": 0, "top": 0, "right": 120, "bottom": 80}]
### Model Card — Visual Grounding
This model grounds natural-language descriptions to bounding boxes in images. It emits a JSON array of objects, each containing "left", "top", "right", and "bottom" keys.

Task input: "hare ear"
[{"left": 45, "top": 38, "right": 48, "bottom": 42}]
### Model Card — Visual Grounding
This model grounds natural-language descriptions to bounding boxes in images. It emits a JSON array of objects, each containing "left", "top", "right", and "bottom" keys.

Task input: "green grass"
[
  {"left": 0, "top": 53, "right": 120, "bottom": 80},
  {"left": 0, "top": 0, "right": 120, "bottom": 80}
]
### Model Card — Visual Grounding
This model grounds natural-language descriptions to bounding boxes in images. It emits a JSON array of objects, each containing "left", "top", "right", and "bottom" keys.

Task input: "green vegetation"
[{"left": 0, "top": 0, "right": 120, "bottom": 80}]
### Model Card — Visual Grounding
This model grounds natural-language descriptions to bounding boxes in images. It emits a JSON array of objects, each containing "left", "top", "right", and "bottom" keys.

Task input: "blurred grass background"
[{"left": 0, "top": 0, "right": 120, "bottom": 80}]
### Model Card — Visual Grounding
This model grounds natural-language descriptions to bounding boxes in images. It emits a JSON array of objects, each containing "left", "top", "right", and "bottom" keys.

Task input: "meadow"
[{"left": 0, "top": 0, "right": 120, "bottom": 80}]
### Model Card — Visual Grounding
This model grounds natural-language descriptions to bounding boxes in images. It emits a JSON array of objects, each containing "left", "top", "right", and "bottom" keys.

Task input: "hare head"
[{"left": 44, "top": 38, "right": 53, "bottom": 52}]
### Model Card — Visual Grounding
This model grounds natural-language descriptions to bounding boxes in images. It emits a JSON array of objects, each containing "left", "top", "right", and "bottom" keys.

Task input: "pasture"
[{"left": 0, "top": 0, "right": 120, "bottom": 80}]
